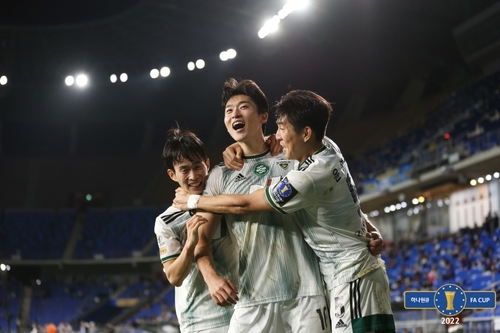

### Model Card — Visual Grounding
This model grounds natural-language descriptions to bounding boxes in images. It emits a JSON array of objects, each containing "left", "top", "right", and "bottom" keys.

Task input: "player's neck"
[
  {"left": 299, "top": 141, "right": 323, "bottom": 163},
  {"left": 238, "top": 137, "right": 268, "bottom": 156}
]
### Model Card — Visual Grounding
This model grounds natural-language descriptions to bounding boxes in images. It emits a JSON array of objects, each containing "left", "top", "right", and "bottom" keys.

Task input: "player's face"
[
  {"left": 276, "top": 116, "right": 303, "bottom": 161},
  {"left": 167, "top": 157, "right": 210, "bottom": 194},
  {"left": 224, "top": 94, "right": 268, "bottom": 143}
]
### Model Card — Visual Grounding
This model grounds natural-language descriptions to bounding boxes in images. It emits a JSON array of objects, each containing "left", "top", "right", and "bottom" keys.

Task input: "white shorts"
[
  {"left": 195, "top": 325, "right": 229, "bottom": 333},
  {"left": 227, "top": 296, "right": 332, "bottom": 333},
  {"left": 329, "top": 267, "right": 395, "bottom": 333}
]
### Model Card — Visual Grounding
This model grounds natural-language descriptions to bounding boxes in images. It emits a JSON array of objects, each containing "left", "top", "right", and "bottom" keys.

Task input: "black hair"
[
  {"left": 162, "top": 125, "right": 207, "bottom": 171},
  {"left": 222, "top": 78, "right": 269, "bottom": 133},
  {"left": 274, "top": 90, "right": 332, "bottom": 141}
]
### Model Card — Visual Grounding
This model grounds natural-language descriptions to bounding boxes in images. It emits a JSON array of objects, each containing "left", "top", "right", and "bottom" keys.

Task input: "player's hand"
[
  {"left": 265, "top": 134, "right": 283, "bottom": 156},
  {"left": 173, "top": 187, "right": 190, "bottom": 211},
  {"left": 206, "top": 274, "right": 239, "bottom": 306},
  {"left": 365, "top": 231, "right": 384, "bottom": 256},
  {"left": 222, "top": 143, "right": 244, "bottom": 171},
  {"left": 184, "top": 215, "right": 208, "bottom": 251}
]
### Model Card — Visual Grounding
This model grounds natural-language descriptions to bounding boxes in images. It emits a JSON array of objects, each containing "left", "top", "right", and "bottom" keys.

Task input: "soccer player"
[
  {"left": 154, "top": 126, "right": 237, "bottom": 333},
  {"left": 192, "top": 78, "right": 331, "bottom": 333},
  {"left": 174, "top": 90, "right": 396, "bottom": 333}
]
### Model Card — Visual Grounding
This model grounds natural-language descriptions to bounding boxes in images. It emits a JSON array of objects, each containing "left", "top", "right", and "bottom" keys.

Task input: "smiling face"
[
  {"left": 167, "top": 157, "right": 210, "bottom": 194},
  {"left": 224, "top": 94, "right": 268, "bottom": 144},
  {"left": 276, "top": 115, "right": 306, "bottom": 162}
]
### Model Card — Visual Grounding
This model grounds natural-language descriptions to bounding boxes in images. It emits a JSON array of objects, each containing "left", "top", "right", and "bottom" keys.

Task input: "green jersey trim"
[
  {"left": 161, "top": 254, "right": 179, "bottom": 263},
  {"left": 242, "top": 149, "right": 270, "bottom": 159}
]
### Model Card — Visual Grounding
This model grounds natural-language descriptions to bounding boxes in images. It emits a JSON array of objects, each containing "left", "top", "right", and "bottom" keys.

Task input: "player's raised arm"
[
  {"left": 194, "top": 212, "right": 239, "bottom": 306},
  {"left": 173, "top": 187, "right": 274, "bottom": 215},
  {"left": 162, "top": 214, "right": 207, "bottom": 286}
]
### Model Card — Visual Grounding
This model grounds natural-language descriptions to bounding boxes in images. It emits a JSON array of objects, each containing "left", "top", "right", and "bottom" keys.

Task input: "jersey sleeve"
[
  {"left": 154, "top": 216, "right": 183, "bottom": 263},
  {"left": 264, "top": 169, "right": 316, "bottom": 214},
  {"left": 203, "top": 165, "right": 224, "bottom": 196}
]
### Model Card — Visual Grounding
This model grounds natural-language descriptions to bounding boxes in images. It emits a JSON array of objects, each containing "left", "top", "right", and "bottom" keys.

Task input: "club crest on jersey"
[
  {"left": 271, "top": 177, "right": 298, "bottom": 206},
  {"left": 253, "top": 162, "right": 270, "bottom": 176}
]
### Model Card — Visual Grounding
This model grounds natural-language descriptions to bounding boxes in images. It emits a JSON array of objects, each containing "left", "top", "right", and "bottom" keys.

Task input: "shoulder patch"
[{"left": 271, "top": 177, "right": 298, "bottom": 206}]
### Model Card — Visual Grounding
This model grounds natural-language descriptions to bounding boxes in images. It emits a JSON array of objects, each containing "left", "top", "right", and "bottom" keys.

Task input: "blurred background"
[{"left": 1, "top": 0, "right": 499, "bottom": 332}]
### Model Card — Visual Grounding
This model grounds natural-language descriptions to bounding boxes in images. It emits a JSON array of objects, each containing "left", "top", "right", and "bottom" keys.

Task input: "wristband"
[{"left": 187, "top": 195, "right": 201, "bottom": 210}]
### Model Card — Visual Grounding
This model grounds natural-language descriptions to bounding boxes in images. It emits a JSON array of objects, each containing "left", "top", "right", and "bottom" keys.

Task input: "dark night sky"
[{"left": 1, "top": 0, "right": 498, "bottom": 156}]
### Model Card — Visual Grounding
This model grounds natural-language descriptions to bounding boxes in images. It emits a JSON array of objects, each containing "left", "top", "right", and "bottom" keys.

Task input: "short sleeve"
[
  {"left": 203, "top": 165, "right": 224, "bottom": 196},
  {"left": 154, "top": 216, "right": 183, "bottom": 263}
]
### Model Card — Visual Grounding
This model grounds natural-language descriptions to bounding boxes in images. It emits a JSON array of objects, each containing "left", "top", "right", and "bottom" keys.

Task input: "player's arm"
[
  {"left": 162, "top": 215, "right": 207, "bottom": 287},
  {"left": 194, "top": 212, "right": 239, "bottom": 306},
  {"left": 174, "top": 187, "right": 274, "bottom": 215}
]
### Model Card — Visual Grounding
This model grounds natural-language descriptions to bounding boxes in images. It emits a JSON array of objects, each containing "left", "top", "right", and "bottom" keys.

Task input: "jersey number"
[
  {"left": 345, "top": 172, "right": 359, "bottom": 204},
  {"left": 316, "top": 306, "right": 331, "bottom": 330}
]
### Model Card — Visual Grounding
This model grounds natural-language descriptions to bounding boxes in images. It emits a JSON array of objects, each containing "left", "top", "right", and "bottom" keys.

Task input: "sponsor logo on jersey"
[
  {"left": 253, "top": 162, "right": 270, "bottom": 176},
  {"left": 159, "top": 247, "right": 167, "bottom": 256},
  {"left": 234, "top": 173, "right": 246, "bottom": 183},
  {"left": 271, "top": 177, "right": 298, "bottom": 206},
  {"left": 335, "top": 319, "right": 347, "bottom": 329},
  {"left": 157, "top": 236, "right": 165, "bottom": 246},
  {"left": 276, "top": 161, "right": 290, "bottom": 170}
]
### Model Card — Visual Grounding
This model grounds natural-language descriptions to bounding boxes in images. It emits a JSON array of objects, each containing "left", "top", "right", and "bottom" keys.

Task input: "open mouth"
[{"left": 232, "top": 121, "right": 245, "bottom": 130}]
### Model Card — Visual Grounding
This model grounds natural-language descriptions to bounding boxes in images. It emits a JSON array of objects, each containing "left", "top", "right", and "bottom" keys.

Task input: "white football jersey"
[
  {"left": 154, "top": 206, "right": 237, "bottom": 332},
  {"left": 265, "top": 137, "right": 383, "bottom": 290},
  {"left": 204, "top": 150, "right": 325, "bottom": 308}
]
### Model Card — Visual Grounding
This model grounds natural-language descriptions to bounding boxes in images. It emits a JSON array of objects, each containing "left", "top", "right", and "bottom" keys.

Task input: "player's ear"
[
  {"left": 260, "top": 112, "right": 269, "bottom": 124},
  {"left": 167, "top": 169, "right": 177, "bottom": 182},
  {"left": 303, "top": 126, "right": 313, "bottom": 142},
  {"left": 205, "top": 158, "right": 211, "bottom": 171}
]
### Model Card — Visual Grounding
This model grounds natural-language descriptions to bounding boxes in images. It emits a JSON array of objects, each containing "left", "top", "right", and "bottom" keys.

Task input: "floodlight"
[
  {"left": 227, "top": 49, "right": 237, "bottom": 59},
  {"left": 195, "top": 59, "right": 205, "bottom": 69},
  {"left": 120, "top": 73, "right": 128, "bottom": 82},
  {"left": 110, "top": 74, "right": 117, "bottom": 83},
  {"left": 0, "top": 75, "right": 7, "bottom": 85},
  {"left": 160, "top": 67, "right": 170, "bottom": 77},
  {"left": 150, "top": 69, "right": 159, "bottom": 79},
  {"left": 187, "top": 62, "right": 195, "bottom": 71},
  {"left": 65, "top": 76, "right": 75, "bottom": 86},
  {"left": 220, "top": 51, "right": 228, "bottom": 61},
  {"left": 76, "top": 74, "right": 88, "bottom": 87}
]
